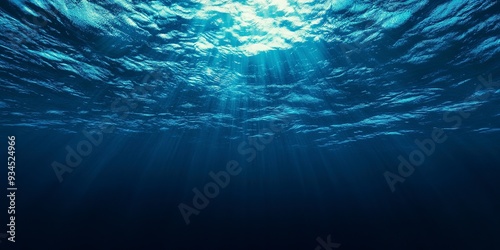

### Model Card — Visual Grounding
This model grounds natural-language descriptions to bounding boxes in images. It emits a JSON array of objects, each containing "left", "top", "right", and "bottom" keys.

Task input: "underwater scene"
[{"left": 1, "top": 0, "right": 499, "bottom": 249}]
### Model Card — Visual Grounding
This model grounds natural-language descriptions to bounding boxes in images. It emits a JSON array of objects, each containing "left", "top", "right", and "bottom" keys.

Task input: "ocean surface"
[{"left": 1, "top": 0, "right": 499, "bottom": 249}]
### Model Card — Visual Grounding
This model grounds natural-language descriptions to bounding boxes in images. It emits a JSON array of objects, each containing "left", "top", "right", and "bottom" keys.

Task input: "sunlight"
[{"left": 194, "top": 0, "right": 317, "bottom": 56}]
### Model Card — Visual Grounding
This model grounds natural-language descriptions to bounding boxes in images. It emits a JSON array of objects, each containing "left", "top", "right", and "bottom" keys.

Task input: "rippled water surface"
[{"left": 2, "top": 0, "right": 498, "bottom": 145}]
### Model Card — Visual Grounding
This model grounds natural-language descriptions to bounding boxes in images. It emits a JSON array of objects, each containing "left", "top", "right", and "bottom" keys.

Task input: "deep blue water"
[{"left": 1, "top": 0, "right": 500, "bottom": 249}]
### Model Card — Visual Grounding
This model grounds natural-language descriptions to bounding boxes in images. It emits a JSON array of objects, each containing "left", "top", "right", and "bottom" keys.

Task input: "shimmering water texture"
[{"left": 1, "top": 0, "right": 499, "bottom": 144}]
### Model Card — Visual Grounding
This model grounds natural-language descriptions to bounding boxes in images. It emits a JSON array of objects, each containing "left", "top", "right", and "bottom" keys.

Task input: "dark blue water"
[{"left": 1, "top": 0, "right": 500, "bottom": 249}]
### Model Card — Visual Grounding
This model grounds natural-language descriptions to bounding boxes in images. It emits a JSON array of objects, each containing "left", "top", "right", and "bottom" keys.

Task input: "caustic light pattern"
[{"left": 0, "top": 0, "right": 499, "bottom": 147}]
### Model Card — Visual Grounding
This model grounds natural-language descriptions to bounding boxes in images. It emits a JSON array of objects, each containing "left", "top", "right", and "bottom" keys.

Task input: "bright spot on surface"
[{"left": 194, "top": 0, "right": 321, "bottom": 56}]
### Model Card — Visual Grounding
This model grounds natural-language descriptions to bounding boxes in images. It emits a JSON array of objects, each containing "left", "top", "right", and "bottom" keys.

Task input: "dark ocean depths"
[{"left": 1, "top": 0, "right": 500, "bottom": 249}]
